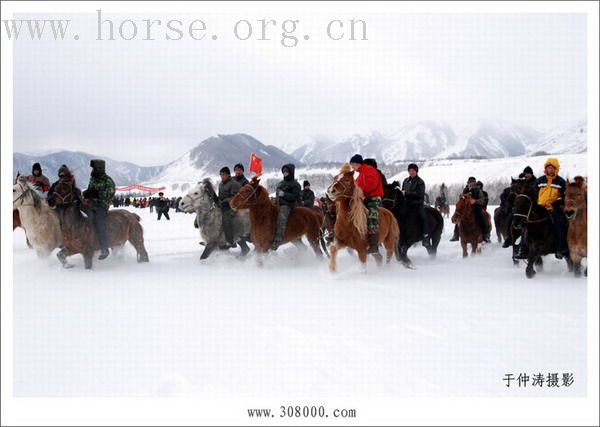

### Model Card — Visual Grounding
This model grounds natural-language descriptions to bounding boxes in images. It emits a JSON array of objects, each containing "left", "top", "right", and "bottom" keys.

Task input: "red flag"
[{"left": 249, "top": 153, "right": 262, "bottom": 175}]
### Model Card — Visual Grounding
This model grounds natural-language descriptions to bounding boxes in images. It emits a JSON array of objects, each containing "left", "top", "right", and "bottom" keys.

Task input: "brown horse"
[
  {"left": 451, "top": 193, "right": 491, "bottom": 258},
  {"left": 326, "top": 164, "right": 399, "bottom": 272},
  {"left": 434, "top": 196, "right": 450, "bottom": 218},
  {"left": 229, "top": 177, "right": 326, "bottom": 263},
  {"left": 565, "top": 182, "right": 587, "bottom": 277},
  {"left": 52, "top": 179, "right": 149, "bottom": 269}
]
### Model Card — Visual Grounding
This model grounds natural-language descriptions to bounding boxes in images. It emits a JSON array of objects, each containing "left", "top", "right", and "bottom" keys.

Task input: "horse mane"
[
  {"left": 201, "top": 178, "right": 219, "bottom": 205},
  {"left": 339, "top": 163, "right": 352, "bottom": 174},
  {"left": 348, "top": 185, "right": 368, "bottom": 238},
  {"left": 18, "top": 176, "right": 43, "bottom": 210}
]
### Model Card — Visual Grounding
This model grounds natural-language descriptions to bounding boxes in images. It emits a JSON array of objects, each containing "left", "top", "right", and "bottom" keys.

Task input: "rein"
[
  {"left": 13, "top": 182, "right": 34, "bottom": 206},
  {"left": 512, "top": 193, "right": 549, "bottom": 225}
]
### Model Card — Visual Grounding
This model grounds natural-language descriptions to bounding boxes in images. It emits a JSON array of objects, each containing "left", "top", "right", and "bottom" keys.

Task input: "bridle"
[
  {"left": 13, "top": 181, "right": 34, "bottom": 206},
  {"left": 512, "top": 193, "right": 549, "bottom": 226},
  {"left": 382, "top": 186, "right": 400, "bottom": 208},
  {"left": 53, "top": 181, "right": 75, "bottom": 205},
  {"left": 327, "top": 174, "right": 353, "bottom": 200},
  {"left": 236, "top": 184, "right": 260, "bottom": 206}
]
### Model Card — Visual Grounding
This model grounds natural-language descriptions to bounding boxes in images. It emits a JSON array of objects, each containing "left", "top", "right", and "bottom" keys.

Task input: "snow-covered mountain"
[
  {"left": 13, "top": 151, "right": 165, "bottom": 187},
  {"left": 293, "top": 120, "right": 585, "bottom": 164},
  {"left": 526, "top": 119, "right": 587, "bottom": 155},
  {"left": 152, "top": 133, "right": 302, "bottom": 184}
]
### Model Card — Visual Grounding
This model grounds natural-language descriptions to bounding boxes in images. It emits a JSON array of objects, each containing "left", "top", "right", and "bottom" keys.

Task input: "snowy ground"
[{"left": 13, "top": 206, "right": 587, "bottom": 397}]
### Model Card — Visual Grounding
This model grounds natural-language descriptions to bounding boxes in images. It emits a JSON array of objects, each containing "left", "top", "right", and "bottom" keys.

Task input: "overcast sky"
[{"left": 13, "top": 12, "right": 586, "bottom": 165}]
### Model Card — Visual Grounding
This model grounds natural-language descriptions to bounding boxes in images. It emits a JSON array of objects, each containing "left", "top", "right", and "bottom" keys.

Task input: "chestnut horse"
[
  {"left": 451, "top": 193, "right": 491, "bottom": 258},
  {"left": 52, "top": 179, "right": 149, "bottom": 269},
  {"left": 326, "top": 164, "right": 399, "bottom": 272},
  {"left": 565, "top": 182, "right": 587, "bottom": 277},
  {"left": 229, "top": 177, "right": 326, "bottom": 263}
]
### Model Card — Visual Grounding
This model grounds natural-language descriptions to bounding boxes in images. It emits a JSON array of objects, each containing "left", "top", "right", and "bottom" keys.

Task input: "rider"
[
  {"left": 27, "top": 162, "right": 50, "bottom": 193},
  {"left": 271, "top": 164, "right": 301, "bottom": 251},
  {"left": 349, "top": 154, "right": 384, "bottom": 254},
  {"left": 47, "top": 164, "right": 81, "bottom": 207},
  {"left": 402, "top": 163, "right": 430, "bottom": 247},
  {"left": 218, "top": 166, "right": 241, "bottom": 248},
  {"left": 301, "top": 180, "right": 316, "bottom": 208},
  {"left": 451, "top": 177, "right": 489, "bottom": 243},
  {"left": 363, "top": 158, "right": 388, "bottom": 186},
  {"left": 82, "top": 159, "right": 115, "bottom": 260},
  {"left": 534, "top": 157, "right": 568, "bottom": 259},
  {"left": 233, "top": 163, "right": 249, "bottom": 187},
  {"left": 476, "top": 181, "right": 489, "bottom": 211}
]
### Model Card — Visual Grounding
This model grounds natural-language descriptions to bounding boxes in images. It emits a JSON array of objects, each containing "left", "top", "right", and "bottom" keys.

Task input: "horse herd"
[{"left": 12, "top": 165, "right": 587, "bottom": 278}]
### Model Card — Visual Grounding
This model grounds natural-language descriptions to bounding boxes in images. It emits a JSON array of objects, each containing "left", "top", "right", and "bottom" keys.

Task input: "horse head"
[
  {"left": 327, "top": 163, "right": 357, "bottom": 201},
  {"left": 511, "top": 192, "right": 535, "bottom": 230},
  {"left": 451, "top": 193, "right": 472, "bottom": 224},
  {"left": 53, "top": 178, "right": 77, "bottom": 207},
  {"left": 179, "top": 179, "right": 218, "bottom": 213},
  {"left": 382, "top": 181, "right": 404, "bottom": 211},
  {"left": 230, "top": 176, "right": 264, "bottom": 209},
  {"left": 564, "top": 182, "right": 586, "bottom": 220},
  {"left": 13, "top": 176, "right": 41, "bottom": 210},
  {"left": 512, "top": 178, "right": 535, "bottom": 197}
]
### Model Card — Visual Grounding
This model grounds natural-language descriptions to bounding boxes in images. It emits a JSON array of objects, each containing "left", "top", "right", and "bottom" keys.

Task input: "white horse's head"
[
  {"left": 179, "top": 178, "right": 219, "bottom": 213},
  {"left": 13, "top": 176, "right": 42, "bottom": 209}
]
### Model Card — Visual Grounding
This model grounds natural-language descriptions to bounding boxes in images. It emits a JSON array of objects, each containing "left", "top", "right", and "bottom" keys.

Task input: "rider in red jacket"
[{"left": 349, "top": 154, "right": 384, "bottom": 254}]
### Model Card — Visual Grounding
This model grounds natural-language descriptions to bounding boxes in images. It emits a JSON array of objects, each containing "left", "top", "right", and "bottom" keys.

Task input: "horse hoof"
[
  {"left": 62, "top": 263, "right": 75, "bottom": 269},
  {"left": 526, "top": 269, "right": 536, "bottom": 279}
]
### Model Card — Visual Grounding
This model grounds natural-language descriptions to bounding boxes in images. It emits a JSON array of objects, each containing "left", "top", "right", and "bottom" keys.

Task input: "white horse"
[
  {"left": 13, "top": 176, "right": 62, "bottom": 257},
  {"left": 179, "top": 179, "right": 252, "bottom": 259}
]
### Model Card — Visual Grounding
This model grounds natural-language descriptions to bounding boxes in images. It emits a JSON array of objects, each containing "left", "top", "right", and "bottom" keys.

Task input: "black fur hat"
[
  {"left": 349, "top": 154, "right": 363, "bottom": 164},
  {"left": 234, "top": 163, "right": 244, "bottom": 172},
  {"left": 303, "top": 180, "right": 310, "bottom": 188},
  {"left": 220, "top": 166, "right": 231, "bottom": 175},
  {"left": 407, "top": 163, "right": 419, "bottom": 172},
  {"left": 523, "top": 166, "right": 533, "bottom": 175}
]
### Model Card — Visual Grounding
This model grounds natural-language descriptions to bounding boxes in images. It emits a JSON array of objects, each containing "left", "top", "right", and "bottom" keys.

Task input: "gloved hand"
[
  {"left": 551, "top": 199, "right": 564, "bottom": 211},
  {"left": 84, "top": 188, "right": 98, "bottom": 199},
  {"left": 277, "top": 190, "right": 285, "bottom": 198},
  {"left": 221, "top": 200, "right": 230, "bottom": 210}
]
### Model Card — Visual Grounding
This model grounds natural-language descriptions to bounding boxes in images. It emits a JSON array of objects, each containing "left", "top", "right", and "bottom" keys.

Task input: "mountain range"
[{"left": 13, "top": 119, "right": 587, "bottom": 189}]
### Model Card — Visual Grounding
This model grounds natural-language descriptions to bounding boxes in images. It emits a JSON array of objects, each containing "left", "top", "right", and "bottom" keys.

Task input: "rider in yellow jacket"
[{"left": 534, "top": 158, "right": 568, "bottom": 258}]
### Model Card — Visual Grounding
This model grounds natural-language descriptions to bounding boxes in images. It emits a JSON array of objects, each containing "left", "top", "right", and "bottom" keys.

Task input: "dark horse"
[
  {"left": 512, "top": 190, "right": 573, "bottom": 279},
  {"left": 52, "top": 179, "right": 150, "bottom": 269},
  {"left": 230, "top": 177, "right": 327, "bottom": 265},
  {"left": 382, "top": 182, "right": 443, "bottom": 266},
  {"left": 434, "top": 196, "right": 450, "bottom": 218}
]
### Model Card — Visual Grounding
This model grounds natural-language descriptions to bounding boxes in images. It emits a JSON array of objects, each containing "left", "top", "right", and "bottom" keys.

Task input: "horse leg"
[
  {"left": 306, "top": 227, "right": 324, "bottom": 258},
  {"left": 525, "top": 254, "right": 536, "bottom": 279},
  {"left": 383, "top": 238, "right": 394, "bottom": 264},
  {"left": 129, "top": 223, "right": 150, "bottom": 263},
  {"left": 238, "top": 239, "right": 250, "bottom": 257},
  {"left": 565, "top": 255, "right": 574, "bottom": 273},
  {"left": 328, "top": 243, "right": 339, "bottom": 273},
  {"left": 358, "top": 248, "right": 368, "bottom": 272},
  {"left": 83, "top": 251, "right": 94, "bottom": 270},
  {"left": 460, "top": 239, "right": 468, "bottom": 258},
  {"left": 200, "top": 242, "right": 218, "bottom": 260},
  {"left": 56, "top": 248, "right": 75, "bottom": 269},
  {"left": 372, "top": 252, "right": 383, "bottom": 266},
  {"left": 398, "top": 245, "right": 413, "bottom": 268}
]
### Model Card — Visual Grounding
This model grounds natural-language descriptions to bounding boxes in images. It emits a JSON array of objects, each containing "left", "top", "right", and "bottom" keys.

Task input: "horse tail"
[{"left": 131, "top": 212, "right": 142, "bottom": 222}]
